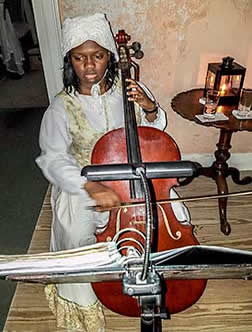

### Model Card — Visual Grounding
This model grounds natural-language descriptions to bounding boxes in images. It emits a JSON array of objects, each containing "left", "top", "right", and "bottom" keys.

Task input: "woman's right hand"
[{"left": 84, "top": 181, "right": 121, "bottom": 211}]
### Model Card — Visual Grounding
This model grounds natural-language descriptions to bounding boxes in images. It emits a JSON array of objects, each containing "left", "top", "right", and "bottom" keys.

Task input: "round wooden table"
[{"left": 171, "top": 88, "right": 252, "bottom": 235}]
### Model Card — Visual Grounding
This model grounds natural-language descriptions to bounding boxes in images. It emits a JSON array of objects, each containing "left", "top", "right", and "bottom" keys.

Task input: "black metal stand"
[
  {"left": 83, "top": 161, "right": 197, "bottom": 331},
  {"left": 141, "top": 315, "right": 162, "bottom": 332},
  {"left": 139, "top": 293, "right": 169, "bottom": 332},
  {"left": 122, "top": 258, "right": 169, "bottom": 332}
]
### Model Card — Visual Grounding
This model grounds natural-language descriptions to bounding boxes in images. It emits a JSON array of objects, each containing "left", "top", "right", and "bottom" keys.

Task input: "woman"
[{"left": 36, "top": 13, "right": 189, "bottom": 332}]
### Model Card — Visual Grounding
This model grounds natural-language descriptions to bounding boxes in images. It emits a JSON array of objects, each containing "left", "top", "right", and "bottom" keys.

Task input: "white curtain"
[
  {"left": 0, "top": 2, "right": 25, "bottom": 76},
  {"left": 20, "top": 0, "right": 38, "bottom": 45}
]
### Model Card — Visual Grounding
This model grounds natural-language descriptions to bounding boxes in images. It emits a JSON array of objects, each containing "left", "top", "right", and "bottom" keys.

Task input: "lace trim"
[
  {"left": 59, "top": 90, "right": 105, "bottom": 167},
  {"left": 45, "top": 284, "right": 105, "bottom": 332},
  {"left": 57, "top": 82, "right": 142, "bottom": 169}
]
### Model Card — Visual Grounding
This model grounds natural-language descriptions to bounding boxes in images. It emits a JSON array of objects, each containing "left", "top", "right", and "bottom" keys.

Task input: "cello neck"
[
  {"left": 121, "top": 68, "right": 142, "bottom": 165},
  {"left": 116, "top": 30, "right": 143, "bottom": 199}
]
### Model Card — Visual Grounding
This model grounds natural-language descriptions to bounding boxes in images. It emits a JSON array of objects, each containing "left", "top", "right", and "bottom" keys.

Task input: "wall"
[{"left": 58, "top": 0, "right": 252, "bottom": 163}]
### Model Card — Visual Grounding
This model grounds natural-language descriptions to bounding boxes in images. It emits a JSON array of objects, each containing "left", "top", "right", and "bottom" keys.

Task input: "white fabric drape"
[
  {"left": 0, "top": 2, "right": 25, "bottom": 76},
  {"left": 20, "top": 0, "right": 38, "bottom": 45}
]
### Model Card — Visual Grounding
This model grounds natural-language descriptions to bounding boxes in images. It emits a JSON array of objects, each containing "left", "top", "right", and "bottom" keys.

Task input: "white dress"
[{"left": 36, "top": 83, "right": 190, "bottom": 331}]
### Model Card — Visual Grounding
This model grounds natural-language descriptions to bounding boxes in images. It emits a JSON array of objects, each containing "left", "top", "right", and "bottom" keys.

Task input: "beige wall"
[{"left": 59, "top": 0, "right": 252, "bottom": 156}]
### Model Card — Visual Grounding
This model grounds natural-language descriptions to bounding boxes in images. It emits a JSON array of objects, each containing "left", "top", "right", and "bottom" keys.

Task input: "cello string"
[{"left": 86, "top": 189, "right": 252, "bottom": 211}]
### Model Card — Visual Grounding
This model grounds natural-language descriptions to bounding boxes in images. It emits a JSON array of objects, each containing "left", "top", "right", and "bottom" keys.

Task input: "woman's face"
[{"left": 70, "top": 40, "right": 110, "bottom": 94}]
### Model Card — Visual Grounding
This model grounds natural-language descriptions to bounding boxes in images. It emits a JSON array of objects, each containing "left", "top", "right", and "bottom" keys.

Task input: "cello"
[{"left": 90, "top": 30, "right": 207, "bottom": 317}]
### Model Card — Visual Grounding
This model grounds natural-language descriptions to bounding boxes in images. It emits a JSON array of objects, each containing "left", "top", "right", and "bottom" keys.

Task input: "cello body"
[{"left": 91, "top": 126, "right": 207, "bottom": 316}]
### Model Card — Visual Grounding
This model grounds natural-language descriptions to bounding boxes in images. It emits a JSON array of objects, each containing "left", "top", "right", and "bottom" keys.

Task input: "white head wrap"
[{"left": 61, "top": 13, "right": 119, "bottom": 61}]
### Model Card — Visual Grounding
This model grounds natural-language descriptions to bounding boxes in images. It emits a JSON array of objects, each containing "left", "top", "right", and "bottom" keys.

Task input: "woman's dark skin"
[{"left": 71, "top": 40, "right": 158, "bottom": 211}]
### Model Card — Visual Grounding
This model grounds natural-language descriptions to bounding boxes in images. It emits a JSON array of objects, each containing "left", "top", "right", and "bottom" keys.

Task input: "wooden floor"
[{"left": 3, "top": 172, "right": 252, "bottom": 331}]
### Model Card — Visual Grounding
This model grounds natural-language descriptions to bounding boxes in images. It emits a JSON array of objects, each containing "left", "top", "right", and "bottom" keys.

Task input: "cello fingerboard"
[{"left": 121, "top": 68, "right": 144, "bottom": 199}]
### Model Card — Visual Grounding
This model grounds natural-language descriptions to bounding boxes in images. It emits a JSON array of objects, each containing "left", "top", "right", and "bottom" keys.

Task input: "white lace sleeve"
[{"left": 36, "top": 97, "right": 87, "bottom": 194}]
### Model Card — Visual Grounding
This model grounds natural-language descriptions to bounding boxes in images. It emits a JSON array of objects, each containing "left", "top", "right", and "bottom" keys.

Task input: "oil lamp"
[{"left": 204, "top": 56, "right": 246, "bottom": 105}]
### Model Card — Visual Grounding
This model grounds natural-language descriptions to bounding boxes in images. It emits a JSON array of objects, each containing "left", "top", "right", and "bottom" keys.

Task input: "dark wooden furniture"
[{"left": 171, "top": 88, "right": 252, "bottom": 235}]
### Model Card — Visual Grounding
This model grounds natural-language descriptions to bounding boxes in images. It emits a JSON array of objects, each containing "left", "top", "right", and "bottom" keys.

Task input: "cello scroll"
[{"left": 116, "top": 30, "right": 143, "bottom": 80}]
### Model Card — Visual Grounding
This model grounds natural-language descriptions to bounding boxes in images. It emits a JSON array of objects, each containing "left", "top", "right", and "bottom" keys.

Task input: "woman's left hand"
[{"left": 126, "top": 78, "right": 156, "bottom": 112}]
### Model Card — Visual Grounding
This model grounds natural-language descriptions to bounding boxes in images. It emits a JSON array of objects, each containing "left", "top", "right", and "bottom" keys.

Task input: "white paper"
[
  {"left": 195, "top": 113, "right": 229, "bottom": 123},
  {"left": 232, "top": 110, "right": 252, "bottom": 120}
]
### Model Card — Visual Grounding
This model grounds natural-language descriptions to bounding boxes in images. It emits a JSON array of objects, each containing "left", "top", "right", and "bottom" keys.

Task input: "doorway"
[{"left": 0, "top": 0, "right": 49, "bottom": 109}]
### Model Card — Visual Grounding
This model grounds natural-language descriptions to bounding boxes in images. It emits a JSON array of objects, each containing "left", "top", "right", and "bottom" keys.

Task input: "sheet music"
[
  {"left": 151, "top": 245, "right": 252, "bottom": 265},
  {"left": 0, "top": 242, "right": 122, "bottom": 276},
  {"left": 1, "top": 243, "right": 252, "bottom": 279}
]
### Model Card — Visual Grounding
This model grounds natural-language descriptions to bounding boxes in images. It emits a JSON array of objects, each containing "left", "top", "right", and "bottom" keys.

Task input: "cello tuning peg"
[
  {"left": 134, "top": 50, "right": 144, "bottom": 59},
  {"left": 131, "top": 42, "right": 141, "bottom": 52},
  {"left": 115, "top": 30, "right": 131, "bottom": 45},
  {"left": 130, "top": 42, "right": 144, "bottom": 59}
]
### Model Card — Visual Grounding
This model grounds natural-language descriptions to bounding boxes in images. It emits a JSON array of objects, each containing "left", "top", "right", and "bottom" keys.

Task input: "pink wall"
[{"left": 59, "top": 0, "right": 252, "bottom": 155}]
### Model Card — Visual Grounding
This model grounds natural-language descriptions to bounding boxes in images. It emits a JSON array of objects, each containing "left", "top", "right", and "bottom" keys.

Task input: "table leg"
[
  {"left": 179, "top": 128, "right": 252, "bottom": 235},
  {"left": 197, "top": 129, "right": 232, "bottom": 235},
  {"left": 226, "top": 167, "right": 252, "bottom": 185},
  {"left": 201, "top": 129, "right": 252, "bottom": 235}
]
